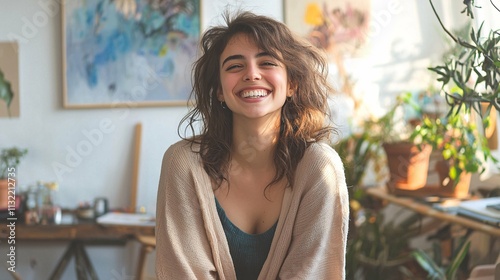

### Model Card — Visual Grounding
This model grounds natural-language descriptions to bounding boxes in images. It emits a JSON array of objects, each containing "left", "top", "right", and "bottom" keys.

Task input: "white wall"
[{"left": 0, "top": 0, "right": 498, "bottom": 279}]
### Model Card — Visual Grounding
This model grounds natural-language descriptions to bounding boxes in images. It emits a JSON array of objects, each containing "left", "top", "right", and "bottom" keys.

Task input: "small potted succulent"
[{"left": 0, "top": 147, "right": 28, "bottom": 209}]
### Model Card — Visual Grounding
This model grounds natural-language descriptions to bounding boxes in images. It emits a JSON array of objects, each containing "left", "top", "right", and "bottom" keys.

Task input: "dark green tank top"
[{"left": 215, "top": 198, "right": 277, "bottom": 280}]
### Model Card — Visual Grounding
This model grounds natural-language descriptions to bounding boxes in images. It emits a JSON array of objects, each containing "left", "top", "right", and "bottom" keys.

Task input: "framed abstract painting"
[{"left": 61, "top": 0, "right": 201, "bottom": 108}]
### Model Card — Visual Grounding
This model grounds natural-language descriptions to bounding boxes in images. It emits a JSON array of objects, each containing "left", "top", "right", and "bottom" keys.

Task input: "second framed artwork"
[
  {"left": 61, "top": 0, "right": 201, "bottom": 108},
  {"left": 284, "top": 0, "right": 371, "bottom": 58}
]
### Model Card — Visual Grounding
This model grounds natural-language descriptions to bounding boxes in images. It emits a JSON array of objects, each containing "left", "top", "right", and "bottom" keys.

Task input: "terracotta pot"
[
  {"left": 387, "top": 158, "right": 472, "bottom": 198},
  {"left": 0, "top": 179, "right": 9, "bottom": 209},
  {"left": 480, "top": 102, "right": 498, "bottom": 150},
  {"left": 434, "top": 159, "right": 471, "bottom": 198},
  {"left": 383, "top": 142, "right": 432, "bottom": 191}
]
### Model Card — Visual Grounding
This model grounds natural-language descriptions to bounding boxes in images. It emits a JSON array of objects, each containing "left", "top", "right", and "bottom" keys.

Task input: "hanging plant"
[{"left": 428, "top": 0, "right": 500, "bottom": 115}]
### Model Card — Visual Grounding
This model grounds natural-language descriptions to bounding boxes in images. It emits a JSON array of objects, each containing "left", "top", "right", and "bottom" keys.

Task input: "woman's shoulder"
[
  {"left": 293, "top": 142, "right": 346, "bottom": 193},
  {"left": 303, "top": 142, "right": 342, "bottom": 165},
  {"left": 163, "top": 139, "right": 200, "bottom": 164},
  {"left": 296, "top": 142, "right": 345, "bottom": 181}
]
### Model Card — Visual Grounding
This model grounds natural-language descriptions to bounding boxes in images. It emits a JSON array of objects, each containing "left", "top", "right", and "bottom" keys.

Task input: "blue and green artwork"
[{"left": 63, "top": 0, "right": 200, "bottom": 107}]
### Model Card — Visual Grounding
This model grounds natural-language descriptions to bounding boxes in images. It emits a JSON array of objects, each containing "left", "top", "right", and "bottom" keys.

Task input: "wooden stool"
[{"left": 135, "top": 234, "right": 156, "bottom": 280}]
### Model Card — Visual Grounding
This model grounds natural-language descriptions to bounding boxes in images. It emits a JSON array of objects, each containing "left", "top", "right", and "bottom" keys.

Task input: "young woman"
[{"left": 156, "top": 11, "right": 349, "bottom": 280}]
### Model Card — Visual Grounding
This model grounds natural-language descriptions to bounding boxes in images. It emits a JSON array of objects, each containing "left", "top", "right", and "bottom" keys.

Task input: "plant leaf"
[
  {"left": 412, "top": 249, "right": 445, "bottom": 280},
  {"left": 446, "top": 241, "right": 470, "bottom": 280},
  {"left": 0, "top": 69, "right": 14, "bottom": 108}
]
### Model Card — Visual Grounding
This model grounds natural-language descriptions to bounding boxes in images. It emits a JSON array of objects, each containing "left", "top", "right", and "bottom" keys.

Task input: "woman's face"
[{"left": 218, "top": 33, "right": 293, "bottom": 123}]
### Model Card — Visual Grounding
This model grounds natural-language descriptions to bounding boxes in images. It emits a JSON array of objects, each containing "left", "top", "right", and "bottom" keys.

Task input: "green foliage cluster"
[
  {"left": 0, "top": 147, "right": 28, "bottom": 179},
  {"left": 413, "top": 240, "right": 471, "bottom": 280},
  {"left": 428, "top": 0, "right": 500, "bottom": 114},
  {"left": 411, "top": 111, "right": 498, "bottom": 184}
]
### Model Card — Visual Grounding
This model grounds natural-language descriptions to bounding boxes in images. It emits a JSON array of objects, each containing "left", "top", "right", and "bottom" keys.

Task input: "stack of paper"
[
  {"left": 96, "top": 212, "right": 155, "bottom": 227},
  {"left": 456, "top": 197, "right": 500, "bottom": 227}
]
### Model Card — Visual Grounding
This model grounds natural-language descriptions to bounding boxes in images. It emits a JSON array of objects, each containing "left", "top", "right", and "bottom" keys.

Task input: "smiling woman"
[{"left": 155, "top": 10, "right": 349, "bottom": 280}]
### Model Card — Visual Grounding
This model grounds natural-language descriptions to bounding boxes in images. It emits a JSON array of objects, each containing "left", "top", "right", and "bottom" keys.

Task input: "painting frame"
[
  {"left": 0, "top": 41, "right": 20, "bottom": 118},
  {"left": 61, "top": 0, "right": 201, "bottom": 109}
]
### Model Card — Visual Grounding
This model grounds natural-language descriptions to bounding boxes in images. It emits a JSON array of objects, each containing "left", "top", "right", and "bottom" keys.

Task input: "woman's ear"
[
  {"left": 217, "top": 89, "right": 224, "bottom": 102},
  {"left": 287, "top": 82, "right": 297, "bottom": 97}
]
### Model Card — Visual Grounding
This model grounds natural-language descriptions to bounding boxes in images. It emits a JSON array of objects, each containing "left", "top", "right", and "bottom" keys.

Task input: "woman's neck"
[{"left": 231, "top": 117, "right": 280, "bottom": 170}]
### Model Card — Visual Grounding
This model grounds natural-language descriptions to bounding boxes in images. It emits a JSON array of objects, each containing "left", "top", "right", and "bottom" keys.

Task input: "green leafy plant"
[
  {"left": 0, "top": 68, "right": 14, "bottom": 117},
  {"left": 355, "top": 92, "right": 436, "bottom": 187},
  {"left": 335, "top": 132, "right": 378, "bottom": 188},
  {"left": 362, "top": 92, "right": 423, "bottom": 145},
  {"left": 346, "top": 209, "right": 424, "bottom": 280},
  {"left": 334, "top": 131, "right": 415, "bottom": 279},
  {"left": 412, "top": 239, "right": 471, "bottom": 280},
  {"left": 358, "top": 88, "right": 497, "bottom": 187},
  {"left": 0, "top": 147, "right": 28, "bottom": 179},
  {"left": 411, "top": 1, "right": 500, "bottom": 185},
  {"left": 428, "top": 0, "right": 500, "bottom": 114},
  {"left": 411, "top": 107, "right": 498, "bottom": 184}
]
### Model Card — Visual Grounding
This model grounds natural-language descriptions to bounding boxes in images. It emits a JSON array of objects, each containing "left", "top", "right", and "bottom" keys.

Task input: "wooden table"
[
  {"left": 0, "top": 221, "right": 155, "bottom": 280},
  {"left": 366, "top": 186, "right": 500, "bottom": 237}
]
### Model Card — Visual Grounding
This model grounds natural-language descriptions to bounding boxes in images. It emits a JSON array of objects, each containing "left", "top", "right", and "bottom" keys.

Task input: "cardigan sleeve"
[
  {"left": 155, "top": 142, "right": 219, "bottom": 279},
  {"left": 278, "top": 144, "right": 350, "bottom": 280}
]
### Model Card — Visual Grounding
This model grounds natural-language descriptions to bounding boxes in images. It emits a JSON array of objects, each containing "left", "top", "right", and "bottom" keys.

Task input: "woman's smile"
[{"left": 240, "top": 89, "right": 270, "bottom": 99}]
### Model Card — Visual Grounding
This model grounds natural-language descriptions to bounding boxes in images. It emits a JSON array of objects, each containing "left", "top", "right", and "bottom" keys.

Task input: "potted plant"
[
  {"left": 345, "top": 207, "right": 427, "bottom": 279},
  {"left": 351, "top": 88, "right": 497, "bottom": 198},
  {"left": 0, "top": 68, "right": 14, "bottom": 117},
  {"left": 360, "top": 92, "right": 434, "bottom": 192},
  {"left": 0, "top": 147, "right": 28, "bottom": 209},
  {"left": 410, "top": 105, "right": 498, "bottom": 198},
  {"left": 402, "top": 0, "right": 500, "bottom": 197}
]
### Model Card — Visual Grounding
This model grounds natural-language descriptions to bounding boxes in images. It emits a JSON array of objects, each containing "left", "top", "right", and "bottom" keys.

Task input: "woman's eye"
[
  {"left": 226, "top": 64, "right": 242, "bottom": 71},
  {"left": 262, "top": 61, "right": 277, "bottom": 67}
]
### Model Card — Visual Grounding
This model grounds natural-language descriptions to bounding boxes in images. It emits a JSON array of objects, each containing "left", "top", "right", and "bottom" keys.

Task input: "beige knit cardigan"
[{"left": 156, "top": 140, "right": 349, "bottom": 280}]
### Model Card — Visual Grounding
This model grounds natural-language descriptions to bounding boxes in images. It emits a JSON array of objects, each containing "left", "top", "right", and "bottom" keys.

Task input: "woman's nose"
[{"left": 243, "top": 65, "right": 261, "bottom": 81}]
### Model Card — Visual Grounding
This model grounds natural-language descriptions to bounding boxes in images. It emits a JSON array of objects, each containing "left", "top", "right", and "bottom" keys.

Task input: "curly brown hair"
[{"left": 179, "top": 10, "right": 336, "bottom": 189}]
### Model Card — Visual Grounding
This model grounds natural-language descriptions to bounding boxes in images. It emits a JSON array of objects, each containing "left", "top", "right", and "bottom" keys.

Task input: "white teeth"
[{"left": 241, "top": 90, "right": 269, "bottom": 98}]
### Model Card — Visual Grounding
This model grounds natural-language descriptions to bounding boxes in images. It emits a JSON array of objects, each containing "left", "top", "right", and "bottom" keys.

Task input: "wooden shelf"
[{"left": 366, "top": 186, "right": 500, "bottom": 237}]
